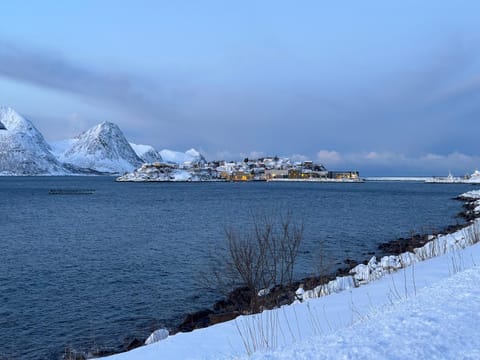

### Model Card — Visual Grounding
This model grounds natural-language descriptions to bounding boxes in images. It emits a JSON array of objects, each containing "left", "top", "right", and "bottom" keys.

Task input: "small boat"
[{"left": 49, "top": 189, "right": 96, "bottom": 195}]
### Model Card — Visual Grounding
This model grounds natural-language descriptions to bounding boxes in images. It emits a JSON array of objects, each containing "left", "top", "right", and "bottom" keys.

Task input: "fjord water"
[{"left": 0, "top": 177, "right": 472, "bottom": 359}]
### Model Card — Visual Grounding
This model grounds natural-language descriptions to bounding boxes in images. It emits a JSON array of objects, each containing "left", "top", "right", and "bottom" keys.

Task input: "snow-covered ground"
[
  {"left": 99, "top": 190, "right": 480, "bottom": 360},
  {"left": 250, "top": 263, "right": 480, "bottom": 360}
]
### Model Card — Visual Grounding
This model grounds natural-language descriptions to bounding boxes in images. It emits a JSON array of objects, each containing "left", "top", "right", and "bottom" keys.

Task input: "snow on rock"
[
  {"left": 144, "top": 329, "right": 169, "bottom": 345},
  {"left": 298, "top": 276, "right": 355, "bottom": 301},
  {"left": 0, "top": 106, "right": 72, "bottom": 175},
  {"left": 294, "top": 286, "right": 305, "bottom": 301},
  {"left": 258, "top": 287, "right": 272, "bottom": 297},
  {"left": 116, "top": 163, "right": 220, "bottom": 182},
  {"left": 159, "top": 148, "right": 206, "bottom": 166},
  {"left": 53, "top": 122, "right": 143, "bottom": 174},
  {"left": 458, "top": 190, "right": 480, "bottom": 213},
  {"left": 116, "top": 164, "right": 195, "bottom": 182},
  {"left": 129, "top": 143, "right": 163, "bottom": 164},
  {"left": 460, "top": 189, "right": 480, "bottom": 200},
  {"left": 349, "top": 256, "right": 382, "bottom": 284}
]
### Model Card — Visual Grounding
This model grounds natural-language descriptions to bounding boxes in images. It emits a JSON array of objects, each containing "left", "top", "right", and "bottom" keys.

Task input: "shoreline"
[{"left": 83, "top": 189, "right": 480, "bottom": 359}]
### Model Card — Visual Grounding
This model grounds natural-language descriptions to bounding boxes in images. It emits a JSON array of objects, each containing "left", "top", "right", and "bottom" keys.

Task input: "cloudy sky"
[{"left": 1, "top": 1, "right": 480, "bottom": 175}]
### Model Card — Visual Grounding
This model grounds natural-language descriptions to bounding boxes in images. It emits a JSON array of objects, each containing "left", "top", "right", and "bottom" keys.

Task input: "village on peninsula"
[{"left": 116, "top": 156, "right": 362, "bottom": 182}]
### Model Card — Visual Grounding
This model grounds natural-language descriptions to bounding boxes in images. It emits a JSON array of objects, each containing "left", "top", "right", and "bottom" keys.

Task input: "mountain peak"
[
  {"left": 0, "top": 106, "right": 19, "bottom": 116},
  {"left": 76, "top": 121, "right": 122, "bottom": 139},
  {"left": 62, "top": 121, "right": 142, "bottom": 173},
  {"left": 0, "top": 106, "right": 32, "bottom": 132},
  {"left": 98, "top": 121, "right": 118, "bottom": 129}
]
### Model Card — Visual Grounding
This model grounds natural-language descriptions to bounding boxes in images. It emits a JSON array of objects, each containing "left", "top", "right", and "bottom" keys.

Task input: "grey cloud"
[{"left": 0, "top": 40, "right": 176, "bottom": 122}]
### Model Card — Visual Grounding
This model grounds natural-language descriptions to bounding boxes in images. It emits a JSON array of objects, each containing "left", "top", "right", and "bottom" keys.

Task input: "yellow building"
[{"left": 231, "top": 171, "right": 254, "bottom": 181}]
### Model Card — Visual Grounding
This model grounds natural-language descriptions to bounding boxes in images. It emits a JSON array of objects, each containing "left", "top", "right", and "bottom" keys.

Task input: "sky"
[{"left": 1, "top": 1, "right": 480, "bottom": 175}]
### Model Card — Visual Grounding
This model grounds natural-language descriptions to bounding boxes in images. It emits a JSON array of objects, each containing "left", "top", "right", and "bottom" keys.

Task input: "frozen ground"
[{"left": 100, "top": 190, "right": 480, "bottom": 360}]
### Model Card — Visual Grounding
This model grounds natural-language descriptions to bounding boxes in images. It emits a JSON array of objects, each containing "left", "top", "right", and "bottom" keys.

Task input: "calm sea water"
[{"left": 0, "top": 177, "right": 473, "bottom": 359}]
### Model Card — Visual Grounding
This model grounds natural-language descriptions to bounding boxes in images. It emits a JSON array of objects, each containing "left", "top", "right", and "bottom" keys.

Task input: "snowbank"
[
  {"left": 250, "top": 262, "right": 480, "bottom": 360},
  {"left": 99, "top": 189, "right": 480, "bottom": 360}
]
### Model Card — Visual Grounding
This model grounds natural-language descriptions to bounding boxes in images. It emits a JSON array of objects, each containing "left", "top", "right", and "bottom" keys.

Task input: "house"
[
  {"left": 328, "top": 171, "right": 360, "bottom": 180},
  {"left": 265, "top": 169, "right": 289, "bottom": 180},
  {"left": 231, "top": 171, "right": 254, "bottom": 182}
]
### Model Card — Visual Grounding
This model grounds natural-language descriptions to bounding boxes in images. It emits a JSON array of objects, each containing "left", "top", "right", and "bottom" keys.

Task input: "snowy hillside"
[
  {"left": 100, "top": 190, "right": 480, "bottom": 360},
  {"left": 129, "top": 143, "right": 163, "bottom": 164},
  {"left": 0, "top": 106, "right": 71, "bottom": 175},
  {"left": 51, "top": 122, "right": 143, "bottom": 174},
  {"left": 159, "top": 148, "right": 206, "bottom": 166}
]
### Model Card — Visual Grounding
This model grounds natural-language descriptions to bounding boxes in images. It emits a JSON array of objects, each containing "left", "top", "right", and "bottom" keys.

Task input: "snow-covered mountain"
[
  {"left": 129, "top": 143, "right": 163, "bottom": 164},
  {"left": 160, "top": 148, "right": 206, "bottom": 166},
  {"left": 0, "top": 106, "right": 72, "bottom": 175},
  {"left": 51, "top": 122, "right": 143, "bottom": 174},
  {"left": 0, "top": 106, "right": 207, "bottom": 176}
]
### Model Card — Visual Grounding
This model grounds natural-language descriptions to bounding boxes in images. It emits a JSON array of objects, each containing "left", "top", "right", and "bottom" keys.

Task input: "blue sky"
[{"left": 1, "top": 1, "right": 480, "bottom": 175}]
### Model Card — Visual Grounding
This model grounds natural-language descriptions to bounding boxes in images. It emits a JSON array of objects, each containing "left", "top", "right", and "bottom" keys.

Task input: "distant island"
[{"left": 116, "top": 157, "right": 361, "bottom": 182}]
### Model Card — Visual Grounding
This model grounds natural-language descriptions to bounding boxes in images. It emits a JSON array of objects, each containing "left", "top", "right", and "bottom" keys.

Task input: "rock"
[
  {"left": 88, "top": 348, "right": 117, "bottom": 358},
  {"left": 176, "top": 309, "right": 213, "bottom": 332},
  {"left": 209, "top": 312, "right": 240, "bottom": 325},
  {"left": 227, "top": 286, "right": 253, "bottom": 310},
  {"left": 62, "top": 348, "right": 86, "bottom": 360},
  {"left": 125, "top": 338, "right": 143, "bottom": 351},
  {"left": 344, "top": 258, "right": 358, "bottom": 267},
  {"left": 213, "top": 298, "right": 233, "bottom": 312}
]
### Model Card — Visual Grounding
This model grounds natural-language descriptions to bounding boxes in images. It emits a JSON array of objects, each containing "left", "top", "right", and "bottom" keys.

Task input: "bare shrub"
[{"left": 221, "top": 212, "right": 304, "bottom": 311}]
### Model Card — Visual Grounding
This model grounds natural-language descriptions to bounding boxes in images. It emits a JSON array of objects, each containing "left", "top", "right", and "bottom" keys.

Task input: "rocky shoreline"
[{"left": 71, "top": 191, "right": 480, "bottom": 359}]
